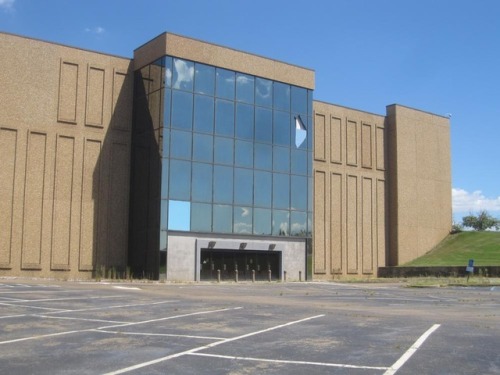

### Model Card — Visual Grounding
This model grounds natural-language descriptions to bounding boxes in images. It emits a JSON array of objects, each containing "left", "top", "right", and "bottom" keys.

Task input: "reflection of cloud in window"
[
  {"left": 240, "top": 207, "right": 250, "bottom": 217},
  {"left": 291, "top": 222, "right": 306, "bottom": 235},
  {"left": 173, "top": 60, "right": 193, "bottom": 89},
  {"left": 236, "top": 75, "right": 252, "bottom": 85},
  {"left": 225, "top": 76, "right": 235, "bottom": 84},
  {"left": 256, "top": 80, "right": 271, "bottom": 99},
  {"left": 279, "top": 221, "right": 288, "bottom": 235},
  {"left": 165, "top": 67, "right": 172, "bottom": 87},
  {"left": 234, "top": 222, "right": 252, "bottom": 234},
  {"left": 295, "top": 115, "right": 307, "bottom": 148}
]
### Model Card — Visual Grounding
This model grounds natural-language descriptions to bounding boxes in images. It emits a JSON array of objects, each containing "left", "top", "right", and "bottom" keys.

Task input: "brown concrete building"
[{"left": 0, "top": 31, "right": 451, "bottom": 281}]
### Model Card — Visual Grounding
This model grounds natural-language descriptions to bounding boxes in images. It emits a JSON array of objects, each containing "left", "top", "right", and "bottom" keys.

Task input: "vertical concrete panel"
[
  {"left": 362, "top": 177, "right": 373, "bottom": 273},
  {"left": 314, "top": 170, "right": 326, "bottom": 273},
  {"left": 314, "top": 113, "right": 325, "bottom": 161},
  {"left": 376, "top": 127, "right": 385, "bottom": 170},
  {"left": 330, "top": 173, "right": 342, "bottom": 273},
  {"left": 346, "top": 120, "right": 357, "bottom": 166},
  {"left": 377, "top": 179, "right": 386, "bottom": 268},
  {"left": 347, "top": 175, "right": 358, "bottom": 273},
  {"left": 58, "top": 61, "right": 78, "bottom": 123},
  {"left": 51, "top": 135, "right": 74, "bottom": 270},
  {"left": 107, "top": 142, "right": 129, "bottom": 268},
  {"left": 79, "top": 139, "right": 101, "bottom": 271},
  {"left": 0, "top": 128, "right": 17, "bottom": 268},
  {"left": 330, "top": 116, "right": 342, "bottom": 164},
  {"left": 22, "top": 132, "right": 47, "bottom": 269},
  {"left": 362, "top": 123, "right": 372, "bottom": 169},
  {"left": 85, "top": 66, "right": 105, "bottom": 127},
  {"left": 111, "top": 70, "right": 133, "bottom": 131}
]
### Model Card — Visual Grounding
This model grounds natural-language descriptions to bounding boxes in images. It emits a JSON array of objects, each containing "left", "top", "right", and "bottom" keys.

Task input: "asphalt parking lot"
[{"left": 0, "top": 279, "right": 499, "bottom": 374}]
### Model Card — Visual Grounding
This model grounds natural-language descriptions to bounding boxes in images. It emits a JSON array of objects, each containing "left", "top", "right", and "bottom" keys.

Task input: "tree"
[{"left": 462, "top": 210, "right": 500, "bottom": 231}]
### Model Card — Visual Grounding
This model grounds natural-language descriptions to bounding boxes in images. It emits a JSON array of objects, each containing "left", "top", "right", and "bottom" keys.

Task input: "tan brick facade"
[{"left": 0, "top": 32, "right": 451, "bottom": 280}]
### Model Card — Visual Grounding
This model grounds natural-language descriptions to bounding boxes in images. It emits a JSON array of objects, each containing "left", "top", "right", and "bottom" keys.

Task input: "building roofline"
[
  {"left": 313, "top": 99, "right": 385, "bottom": 117},
  {"left": 135, "top": 31, "right": 315, "bottom": 74},
  {"left": 0, "top": 30, "right": 132, "bottom": 61},
  {"left": 386, "top": 103, "right": 450, "bottom": 119}
]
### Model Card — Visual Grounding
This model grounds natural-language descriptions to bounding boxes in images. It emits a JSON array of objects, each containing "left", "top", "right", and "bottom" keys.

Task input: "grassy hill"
[{"left": 404, "top": 231, "right": 500, "bottom": 266}]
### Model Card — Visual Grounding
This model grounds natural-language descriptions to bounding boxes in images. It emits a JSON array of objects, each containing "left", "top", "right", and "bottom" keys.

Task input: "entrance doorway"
[{"left": 200, "top": 249, "right": 281, "bottom": 281}]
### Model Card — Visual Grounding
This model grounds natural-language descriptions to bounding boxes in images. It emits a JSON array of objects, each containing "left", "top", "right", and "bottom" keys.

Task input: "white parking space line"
[
  {"left": 0, "top": 328, "right": 93, "bottom": 345},
  {"left": 98, "top": 307, "right": 243, "bottom": 330},
  {"left": 43, "top": 300, "right": 177, "bottom": 315},
  {"left": 16, "top": 295, "right": 124, "bottom": 302},
  {"left": 383, "top": 324, "right": 441, "bottom": 375},
  {"left": 34, "top": 315, "right": 129, "bottom": 325},
  {"left": 95, "top": 330, "right": 226, "bottom": 341},
  {"left": 103, "top": 314, "right": 325, "bottom": 375},
  {"left": 112, "top": 286, "right": 141, "bottom": 290},
  {"left": 189, "top": 353, "right": 389, "bottom": 371},
  {"left": 0, "top": 301, "right": 68, "bottom": 312}
]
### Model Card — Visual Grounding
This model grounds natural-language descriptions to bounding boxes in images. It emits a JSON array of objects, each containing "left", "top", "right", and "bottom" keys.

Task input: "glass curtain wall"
[{"left": 151, "top": 56, "right": 313, "bottom": 244}]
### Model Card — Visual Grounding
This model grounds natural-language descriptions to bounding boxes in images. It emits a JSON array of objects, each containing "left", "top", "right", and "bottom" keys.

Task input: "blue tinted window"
[
  {"left": 170, "top": 130, "right": 192, "bottom": 160},
  {"left": 194, "top": 63, "right": 215, "bottom": 95},
  {"left": 171, "top": 91, "right": 193, "bottom": 130},
  {"left": 273, "top": 111, "right": 290, "bottom": 146},
  {"left": 291, "top": 149, "right": 307, "bottom": 175},
  {"left": 291, "top": 86, "right": 308, "bottom": 115},
  {"left": 236, "top": 103, "right": 254, "bottom": 140},
  {"left": 213, "top": 165, "right": 233, "bottom": 204},
  {"left": 215, "top": 99, "right": 234, "bottom": 136},
  {"left": 273, "top": 173, "right": 289, "bottom": 209},
  {"left": 163, "top": 57, "right": 173, "bottom": 88},
  {"left": 162, "top": 129, "right": 170, "bottom": 158},
  {"left": 255, "top": 78, "right": 272, "bottom": 107},
  {"left": 236, "top": 74, "right": 254, "bottom": 104},
  {"left": 169, "top": 160, "right": 191, "bottom": 200},
  {"left": 254, "top": 143, "right": 272, "bottom": 170},
  {"left": 160, "top": 199, "right": 168, "bottom": 231},
  {"left": 273, "top": 146, "right": 289, "bottom": 173},
  {"left": 161, "top": 160, "right": 169, "bottom": 198},
  {"left": 308, "top": 177, "right": 313, "bottom": 212},
  {"left": 290, "top": 211, "right": 307, "bottom": 236},
  {"left": 216, "top": 68, "right": 235, "bottom": 99},
  {"left": 235, "top": 140, "right": 253, "bottom": 168},
  {"left": 273, "top": 82, "right": 290, "bottom": 111},
  {"left": 255, "top": 107, "right": 272, "bottom": 143},
  {"left": 168, "top": 200, "right": 191, "bottom": 231},
  {"left": 163, "top": 89, "right": 171, "bottom": 127},
  {"left": 192, "top": 163, "right": 213, "bottom": 202},
  {"left": 253, "top": 208, "right": 271, "bottom": 235},
  {"left": 291, "top": 175, "right": 307, "bottom": 211},
  {"left": 234, "top": 206, "right": 252, "bottom": 234},
  {"left": 193, "top": 133, "right": 213, "bottom": 163},
  {"left": 191, "top": 203, "right": 212, "bottom": 232},
  {"left": 213, "top": 204, "right": 232, "bottom": 233},
  {"left": 308, "top": 90, "right": 314, "bottom": 116},
  {"left": 214, "top": 137, "right": 233, "bottom": 165},
  {"left": 193, "top": 95, "right": 214, "bottom": 133},
  {"left": 272, "top": 210, "right": 289, "bottom": 236},
  {"left": 234, "top": 168, "right": 253, "bottom": 205},
  {"left": 173, "top": 58, "right": 194, "bottom": 91},
  {"left": 254, "top": 171, "right": 271, "bottom": 207}
]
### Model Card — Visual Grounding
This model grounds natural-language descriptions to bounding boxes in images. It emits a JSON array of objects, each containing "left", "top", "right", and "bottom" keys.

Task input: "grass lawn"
[{"left": 404, "top": 231, "right": 500, "bottom": 266}]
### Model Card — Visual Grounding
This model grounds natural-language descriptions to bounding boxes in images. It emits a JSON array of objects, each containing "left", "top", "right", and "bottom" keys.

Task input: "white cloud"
[
  {"left": 85, "top": 26, "right": 105, "bottom": 35},
  {"left": 0, "top": 0, "right": 14, "bottom": 10},
  {"left": 452, "top": 188, "right": 500, "bottom": 213}
]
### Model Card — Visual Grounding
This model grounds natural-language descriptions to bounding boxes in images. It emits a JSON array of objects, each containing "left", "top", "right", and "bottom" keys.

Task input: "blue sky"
[{"left": 1, "top": 0, "right": 499, "bottom": 223}]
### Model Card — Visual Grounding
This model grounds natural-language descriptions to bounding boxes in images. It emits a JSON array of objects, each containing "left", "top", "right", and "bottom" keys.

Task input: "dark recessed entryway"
[{"left": 200, "top": 249, "right": 281, "bottom": 281}]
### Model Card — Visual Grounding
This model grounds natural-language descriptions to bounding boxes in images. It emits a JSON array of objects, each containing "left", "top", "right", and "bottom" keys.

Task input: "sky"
[{"left": 1, "top": 0, "right": 499, "bottom": 224}]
